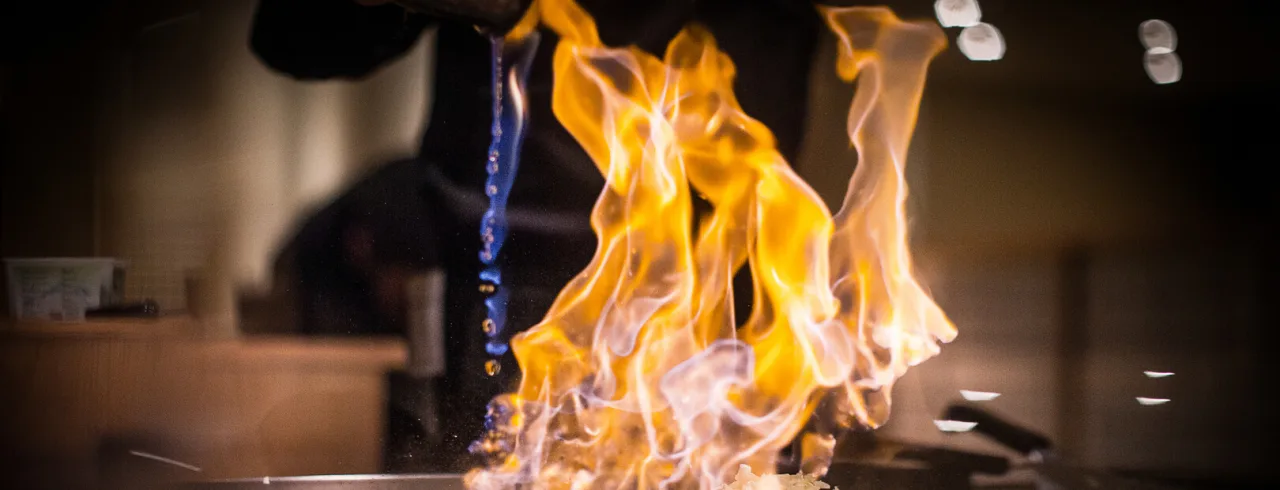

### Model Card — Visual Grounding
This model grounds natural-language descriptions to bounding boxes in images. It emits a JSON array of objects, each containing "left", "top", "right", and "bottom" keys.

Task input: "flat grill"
[{"left": 182, "top": 474, "right": 466, "bottom": 490}]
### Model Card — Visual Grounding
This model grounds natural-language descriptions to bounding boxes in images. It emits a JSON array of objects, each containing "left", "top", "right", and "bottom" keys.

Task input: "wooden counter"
[{"left": 0, "top": 317, "right": 407, "bottom": 489}]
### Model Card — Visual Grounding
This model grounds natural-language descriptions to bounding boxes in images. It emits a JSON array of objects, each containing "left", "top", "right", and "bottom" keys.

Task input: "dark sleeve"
[{"left": 250, "top": 0, "right": 433, "bottom": 80}]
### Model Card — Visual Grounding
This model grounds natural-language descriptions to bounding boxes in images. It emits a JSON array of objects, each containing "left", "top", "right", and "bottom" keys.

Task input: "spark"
[
  {"left": 959, "top": 390, "right": 1001, "bottom": 401},
  {"left": 934, "top": 419, "right": 979, "bottom": 432},
  {"left": 1143, "top": 371, "right": 1174, "bottom": 378},
  {"left": 1136, "top": 397, "right": 1171, "bottom": 406},
  {"left": 128, "top": 450, "right": 202, "bottom": 472}
]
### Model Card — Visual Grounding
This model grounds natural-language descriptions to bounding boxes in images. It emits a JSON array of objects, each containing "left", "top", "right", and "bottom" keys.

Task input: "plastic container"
[{"left": 5, "top": 258, "right": 125, "bottom": 322}]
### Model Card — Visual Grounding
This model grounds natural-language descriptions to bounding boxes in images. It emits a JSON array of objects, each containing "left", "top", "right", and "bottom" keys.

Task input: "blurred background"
[{"left": 1, "top": 0, "right": 1275, "bottom": 488}]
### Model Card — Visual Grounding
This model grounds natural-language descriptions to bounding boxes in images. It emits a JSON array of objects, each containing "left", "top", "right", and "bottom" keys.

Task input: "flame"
[{"left": 468, "top": 2, "right": 955, "bottom": 488}]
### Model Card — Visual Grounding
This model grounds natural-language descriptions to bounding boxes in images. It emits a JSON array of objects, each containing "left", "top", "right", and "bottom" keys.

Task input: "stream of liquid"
[{"left": 479, "top": 33, "right": 540, "bottom": 377}]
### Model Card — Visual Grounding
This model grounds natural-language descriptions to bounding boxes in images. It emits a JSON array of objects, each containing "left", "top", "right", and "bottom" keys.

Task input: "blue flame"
[{"left": 479, "top": 32, "right": 540, "bottom": 365}]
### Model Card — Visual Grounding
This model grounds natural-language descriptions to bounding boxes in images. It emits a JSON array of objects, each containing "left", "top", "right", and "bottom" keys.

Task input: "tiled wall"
[
  {"left": 794, "top": 31, "right": 1271, "bottom": 480},
  {"left": 850, "top": 244, "right": 1268, "bottom": 480},
  {"left": 1084, "top": 244, "right": 1267, "bottom": 475}
]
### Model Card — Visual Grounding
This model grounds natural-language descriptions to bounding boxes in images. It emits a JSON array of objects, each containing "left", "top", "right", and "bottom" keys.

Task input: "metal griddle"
[
  {"left": 183, "top": 465, "right": 982, "bottom": 490},
  {"left": 182, "top": 474, "right": 466, "bottom": 490},
  {"left": 182, "top": 405, "right": 1025, "bottom": 490}
]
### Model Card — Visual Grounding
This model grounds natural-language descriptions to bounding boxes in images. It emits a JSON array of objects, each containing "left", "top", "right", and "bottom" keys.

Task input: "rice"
[{"left": 717, "top": 465, "right": 836, "bottom": 490}]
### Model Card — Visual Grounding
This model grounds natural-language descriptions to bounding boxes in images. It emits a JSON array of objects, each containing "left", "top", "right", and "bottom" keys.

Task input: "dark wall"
[
  {"left": 795, "top": 1, "right": 1277, "bottom": 483},
  {"left": 1, "top": 3, "right": 112, "bottom": 259}
]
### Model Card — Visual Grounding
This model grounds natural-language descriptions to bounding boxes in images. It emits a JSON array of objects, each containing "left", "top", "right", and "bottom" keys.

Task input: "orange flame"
[{"left": 468, "top": 2, "right": 955, "bottom": 488}]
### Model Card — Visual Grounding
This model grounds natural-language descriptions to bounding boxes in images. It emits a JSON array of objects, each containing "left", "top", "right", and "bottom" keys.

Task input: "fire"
[{"left": 468, "top": 1, "right": 956, "bottom": 488}]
